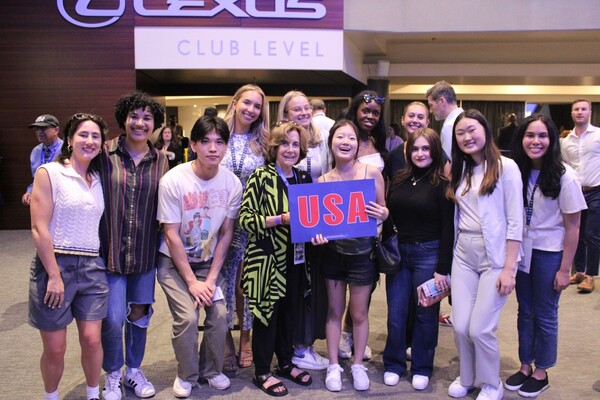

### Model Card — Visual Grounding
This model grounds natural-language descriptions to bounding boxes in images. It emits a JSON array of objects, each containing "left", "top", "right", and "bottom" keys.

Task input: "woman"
[
  {"left": 277, "top": 90, "right": 330, "bottom": 371},
  {"left": 447, "top": 109, "right": 523, "bottom": 400},
  {"left": 240, "top": 121, "right": 313, "bottom": 396},
  {"left": 221, "top": 83, "right": 270, "bottom": 370},
  {"left": 337, "top": 90, "right": 387, "bottom": 361},
  {"left": 29, "top": 113, "right": 108, "bottom": 400},
  {"left": 154, "top": 125, "right": 183, "bottom": 169},
  {"left": 319, "top": 119, "right": 388, "bottom": 392},
  {"left": 278, "top": 90, "right": 331, "bottom": 180},
  {"left": 383, "top": 127, "right": 454, "bottom": 390},
  {"left": 505, "top": 114, "right": 585, "bottom": 398}
]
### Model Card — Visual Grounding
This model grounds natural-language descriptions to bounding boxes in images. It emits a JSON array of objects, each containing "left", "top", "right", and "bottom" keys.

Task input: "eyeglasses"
[
  {"left": 275, "top": 119, "right": 301, "bottom": 128},
  {"left": 286, "top": 105, "right": 313, "bottom": 114},
  {"left": 363, "top": 94, "right": 385, "bottom": 105}
]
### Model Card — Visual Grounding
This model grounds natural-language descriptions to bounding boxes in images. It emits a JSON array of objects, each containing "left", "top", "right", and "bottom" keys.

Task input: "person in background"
[
  {"left": 277, "top": 90, "right": 331, "bottom": 371},
  {"left": 156, "top": 116, "right": 242, "bottom": 398},
  {"left": 240, "top": 121, "right": 314, "bottom": 396},
  {"left": 497, "top": 113, "right": 518, "bottom": 156},
  {"left": 168, "top": 114, "right": 184, "bottom": 139},
  {"left": 22, "top": 114, "right": 63, "bottom": 206},
  {"left": 385, "top": 123, "right": 403, "bottom": 152},
  {"left": 560, "top": 99, "right": 600, "bottom": 293},
  {"left": 29, "top": 113, "right": 108, "bottom": 400},
  {"left": 319, "top": 119, "right": 388, "bottom": 392},
  {"left": 338, "top": 90, "right": 387, "bottom": 362},
  {"left": 505, "top": 114, "right": 585, "bottom": 398},
  {"left": 100, "top": 91, "right": 169, "bottom": 400},
  {"left": 310, "top": 98, "right": 335, "bottom": 135},
  {"left": 383, "top": 127, "right": 454, "bottom": 391},
  {"left": 446, "top": 109, "right": 523, "bottom": 400},
  {"left": 154, "top": 126, "right": 183, "bottom": 169},
  {"left": 426, "top": 81, "right": 464, "bottom": 158}
]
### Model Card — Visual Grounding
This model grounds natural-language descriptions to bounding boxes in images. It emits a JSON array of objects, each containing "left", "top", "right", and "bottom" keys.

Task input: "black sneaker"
[
  {"left": 504, "top": 371, "right": 531, "bottom": 391},
  {"left": 518, "top": 375, "right": 549, "bottom": 398}
]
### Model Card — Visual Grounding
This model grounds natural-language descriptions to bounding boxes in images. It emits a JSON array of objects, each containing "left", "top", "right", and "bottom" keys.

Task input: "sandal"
[
  {"left": 238, "top": 348, "right": 253, "bottom": 368},
  {"left": 253, "top": 373, "right": 288, "bottom": 397},
  {"left": 275, "top": 364, "right": 313, "bottom": 387},
  {"left": 223, "top": 354, "right": 238, "bottom": 373}
]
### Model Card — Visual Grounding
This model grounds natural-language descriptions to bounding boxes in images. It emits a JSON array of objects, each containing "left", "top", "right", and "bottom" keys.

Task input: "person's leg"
[
  {"left": 325, "top": 279, "right": 347, "bottom": 365},
  {"left": 156, "top": 255, "right": 200, "bottom": 382},
  {"left": 348, "top": 284, "right": 372, "bottom": 364},
  {"left": 77, "top": 320, "right": 103, "bottom": 387},
  {"left": 583, "top": 189, "right": 600, "bottom": 277},
  {"left": 572, "top": 208, "right": 587, "bottom": 274},
  {"left": 102, "top": 273, "right": 127, "bottom": 373},
  {"left": 515, "top": 265, "right": 534, "bottom": 378},
  {"left": 40, "top": 329, "right": 68, "bottom": 393},
  {"left": 382, "top": 266, "right": 410, "bottom": 376},
  {"left": 124, "top": 269, "right": 156, "bottom": 369}
]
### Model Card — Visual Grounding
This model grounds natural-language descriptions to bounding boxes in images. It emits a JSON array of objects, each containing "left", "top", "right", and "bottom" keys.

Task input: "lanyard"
[
  {"left": 274, "top": 164, "right": 296, "bottom": 188},
  {"left": 229, "top": 134, "right": 250, "bottom": 179},
  {"left": 525, "top": 182, "right": 539, "bottom": 226}
]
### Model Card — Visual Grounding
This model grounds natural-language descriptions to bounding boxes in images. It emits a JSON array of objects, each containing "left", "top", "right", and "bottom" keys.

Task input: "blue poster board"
[{"left": 288, "top": 179, "right": 377, "bottom": 243}]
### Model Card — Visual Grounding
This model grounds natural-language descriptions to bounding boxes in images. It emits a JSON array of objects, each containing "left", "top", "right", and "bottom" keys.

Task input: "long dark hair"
[
  {"left": 58, "top": 113, "right": 108, "bottom": 177},
  {"left": 343, "top": 90, "right": 387, "bottom": 156},
  {"left": 448, "top": 109, "right": 501, "bottom": 200},
  {"left": 393, "top": 127, "right": 447, "bottom": 188},
  {"left": 511, "top": 113, "right": 564, "bottom": 202},
  {"left": 327, "top": 119, "right": 360, "bottom": 169},
  {"left": 155, "top": 125, "right": 181, "bottom": 150}
]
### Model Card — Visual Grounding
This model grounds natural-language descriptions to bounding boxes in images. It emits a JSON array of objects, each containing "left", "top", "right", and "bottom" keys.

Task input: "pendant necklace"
[{"left": 411, "top": 175, "right": 425, "bottom": 186}]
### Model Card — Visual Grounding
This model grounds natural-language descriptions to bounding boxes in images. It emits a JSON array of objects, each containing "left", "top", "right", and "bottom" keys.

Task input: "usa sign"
[{"left": 288, "top": 179, "right": 377, "bottom": 243}]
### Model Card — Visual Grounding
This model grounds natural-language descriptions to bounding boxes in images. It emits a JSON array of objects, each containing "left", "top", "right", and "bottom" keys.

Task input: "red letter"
[
  {"left": 323, "top": 194, "right": 344, "bottom": 225},
  {"left": 297, "top": 195, "right": 319, "bottom": 228},
  {"left": 347, "top": 192, "right": 369, "bottom": 224}
]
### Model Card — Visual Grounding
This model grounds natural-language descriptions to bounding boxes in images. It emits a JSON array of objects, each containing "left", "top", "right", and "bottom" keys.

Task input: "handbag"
[{"left": 372, "top": 216, "right": 402, "bottom": 274}]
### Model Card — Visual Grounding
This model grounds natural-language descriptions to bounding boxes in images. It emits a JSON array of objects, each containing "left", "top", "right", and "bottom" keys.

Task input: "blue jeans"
[
  {"left": 574, "top": 188, "right": 600, "bottom": 276},
  {"left": 383, "top": 240, "right": 441, "bottom": 377},
  {"left": 102, "top": 269, "right": 156, "bottom": 373},
  {"left": 516, "top": 249, "right": 563, "bottom": 369}
]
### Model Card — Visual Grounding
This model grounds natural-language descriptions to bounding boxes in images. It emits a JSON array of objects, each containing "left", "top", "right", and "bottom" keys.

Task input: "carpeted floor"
[{"left": 1, "top": 230, "right": 599, "bottom": 399}]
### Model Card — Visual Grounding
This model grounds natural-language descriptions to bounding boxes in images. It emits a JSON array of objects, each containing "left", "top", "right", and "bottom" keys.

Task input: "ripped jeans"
[{"left": 101, "top": 269, "right": 155, "bottom": 373}]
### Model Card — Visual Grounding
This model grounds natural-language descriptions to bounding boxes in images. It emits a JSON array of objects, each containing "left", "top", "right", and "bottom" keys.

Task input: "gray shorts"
[{"left": 29, "top": 253, "right": 109, "bottom": 331}]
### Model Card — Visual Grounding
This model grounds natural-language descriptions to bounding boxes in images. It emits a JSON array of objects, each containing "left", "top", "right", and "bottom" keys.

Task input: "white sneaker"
[
  {"left": 412, "top": 374, "right": 429, "bottom": 390},
  {"left": 173, "top": 376, "right": 192, "bottom": 398},
  {"left": 383, "top": 371, "right": 400, "bottom": 386},
  {"left": 351, "top": 364, "right": 369, "bottom": 391},
  {"left": 448, "top": 376, "right": 474, "bottom": 398},
  {"left": 476, "top": 380, "right": 504, "bottom": 400},
  {"left": 363, "top": 344, "right": 373, "bottom": 360},
  {"left": 338, "top": 332, "right": 353, "bottom": 359},
  {"left": 325, "top": 364, "right": 343, "bottom": 392},
  {"left": 102, "top": 370, "right": 122, "bottom": 400},
  {"left": 207, "top": 373, "right": 231, "bottom": 390},
  {"left": 125, "top": 367, "right": 155, "bottom": 398},
  {"left": 292, "top": 346, "right": 329, "bottom": 370}
]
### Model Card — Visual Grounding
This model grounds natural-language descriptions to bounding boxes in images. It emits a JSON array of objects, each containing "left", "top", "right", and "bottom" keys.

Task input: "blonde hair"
[
  {"left": 223, "top": 84, "right": 270, "bottom": 158},
  {"left": 277, "top": 90, "right": 322, "bottom": 147}
]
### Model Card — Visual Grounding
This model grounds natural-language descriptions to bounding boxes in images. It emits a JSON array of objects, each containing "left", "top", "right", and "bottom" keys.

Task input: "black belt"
[{"left": 582, "top": 185, "right": 600, "bottom": 192}]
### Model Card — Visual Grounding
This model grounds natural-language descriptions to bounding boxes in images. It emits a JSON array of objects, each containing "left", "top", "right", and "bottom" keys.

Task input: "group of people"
[{"left": 25, "top": 81, "right": 596, "bottom": 400}]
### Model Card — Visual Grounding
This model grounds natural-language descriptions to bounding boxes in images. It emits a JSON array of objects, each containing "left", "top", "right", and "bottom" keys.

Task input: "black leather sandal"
[
  {"left": 275, "top": 364, "right": 313, "bottom": 386},
  {"left": 253, "top": 373, "right": 289, "bottom": 397}
]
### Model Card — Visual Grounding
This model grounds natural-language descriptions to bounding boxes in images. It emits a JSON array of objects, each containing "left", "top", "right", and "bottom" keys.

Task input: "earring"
[
  {"left": 68, "top": 145, "right": 73, "bottom": 152},
  {"left": 98, "top": 148, "right": 103, "bottom": 154}
]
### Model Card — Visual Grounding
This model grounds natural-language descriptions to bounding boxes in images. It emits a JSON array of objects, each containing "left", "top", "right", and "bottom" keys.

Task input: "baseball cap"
[{"left": 29, "top": 114, "right": 59, "bottom": 128}]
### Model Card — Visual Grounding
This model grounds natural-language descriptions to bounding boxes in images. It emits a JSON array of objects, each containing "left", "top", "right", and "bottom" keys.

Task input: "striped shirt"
[{"left": 99, "top": 135, "right": 168, "bottom": 274}]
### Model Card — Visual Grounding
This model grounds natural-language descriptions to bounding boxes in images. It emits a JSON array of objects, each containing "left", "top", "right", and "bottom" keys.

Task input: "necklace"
[{"left": 411, "top": 175, "right": 426, "bottom": 186}]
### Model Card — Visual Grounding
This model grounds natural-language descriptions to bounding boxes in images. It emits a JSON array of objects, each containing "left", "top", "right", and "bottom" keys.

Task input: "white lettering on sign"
[
  {"left": 135, "top": 28, "right": 342, "bottom": 70},
  {"left": 58, "top": 0, "right": 327, "bottom": 29}
]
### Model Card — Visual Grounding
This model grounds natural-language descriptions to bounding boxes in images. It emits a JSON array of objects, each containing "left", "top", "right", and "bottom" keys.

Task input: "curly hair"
[
  {"left": 267, "top": 121, "right": 309, "bottom": 164},
  {"left": 114, "top": 90, "right": 165, "bottom": 131}
]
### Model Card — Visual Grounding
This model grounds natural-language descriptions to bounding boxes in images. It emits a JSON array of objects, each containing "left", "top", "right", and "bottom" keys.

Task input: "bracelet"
[{"left": 275, "top": 215, "right": 282, "bottom": 225}]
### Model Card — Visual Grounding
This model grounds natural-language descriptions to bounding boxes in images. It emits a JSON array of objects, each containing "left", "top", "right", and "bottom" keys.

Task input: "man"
[
  {"left": 22, "top": 114, "right": 62, "bottom": 206},
  {"left": 426, "top": 81, "right": 464, "bottom": 158},
  {"left": 497, "top": 113, "right": 518, "bottom": 156},
  {"left": 156, "top": 115, "right": 242, "bottom": 398},
  {"left": 100, "top": 91, "right": 169, "bottom": 400},
  {"left": 310, "top": 98, "right": 335, "bottom": 134},
  {"left": 561, "top": 99, "right": 600, "bottom": 293}
]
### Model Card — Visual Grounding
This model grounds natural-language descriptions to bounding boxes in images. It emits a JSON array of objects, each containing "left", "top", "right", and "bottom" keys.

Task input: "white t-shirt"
[
  {"left": 457, "top": 164, "right": 484, "bottom": 234},
  {"left": 525, "top": 165, "right": 587, "bottom": 251},
  {"left": 157, "top": 162, "right": 242, "bottom": 263}
]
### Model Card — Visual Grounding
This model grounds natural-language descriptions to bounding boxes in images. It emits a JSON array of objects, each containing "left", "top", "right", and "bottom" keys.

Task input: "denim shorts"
[
  {"left": 321, "top": 246, "right": 378, "bottom": 286},
  {"left": 29, "top": 253, "right": 108, "bottom": 331}
]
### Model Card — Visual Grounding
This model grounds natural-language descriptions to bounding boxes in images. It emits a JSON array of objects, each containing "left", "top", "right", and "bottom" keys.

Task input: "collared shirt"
[
  {"left": 99, "top": 135, "right": 169, "bottom": 274},
  {"left": 441, "top": 107, "right": 464, "bottom": 159},
  {"left": 27, "top": 138, "right": 63, "bottom": 193},
  {"left": 561, "top": 124, "right": 600, "bottom": 187}
]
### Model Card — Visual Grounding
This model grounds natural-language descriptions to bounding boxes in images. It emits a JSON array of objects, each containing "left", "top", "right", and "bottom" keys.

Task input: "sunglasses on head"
[
  {"left": 275, "top": 119, "right": 301, "bottom": 128},
  {"left": 363, "top": 94, "right": 385, "bottom": 105}
]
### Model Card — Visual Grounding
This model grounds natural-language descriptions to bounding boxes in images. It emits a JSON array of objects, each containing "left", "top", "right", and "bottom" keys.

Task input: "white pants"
[{"left": 451, "top": 232, "right": 507, "bottom": 389}]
